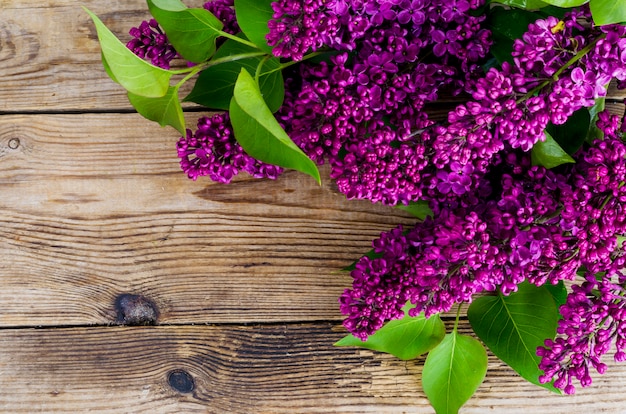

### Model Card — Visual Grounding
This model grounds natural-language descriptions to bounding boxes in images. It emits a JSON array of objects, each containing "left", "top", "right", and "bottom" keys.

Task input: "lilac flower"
[
  {"left": 364, "top": 1, "right": 398, "bottom": 26},
  {"left": 431, "top": 29, "right": 462, "bottom": 57},
  {"left": 203, "top": 0, "right": 240, "bottom": 35},
  {"left": 176, "top": 114, "right": 283, "bottom": 183},
  {"left": 397, "top": 0, "right": 427, "bottom": 26},
  {"left": 435, "top": 162, "right": 474, "bottom": 195},
  {"left": 570, "top": 67, "right": 609, "bottom": 101},
  {"left": 440, "top": 0, "right": 471, "bottom": 23},
  {"left": 126, "top": 19, "right": 177, "bottom": 69},
  {"left": 266, "top": 0, "right": 342, "bottom": 60},
  {"left": 537, "top": 276, "right": 620, "bottom": 394}
]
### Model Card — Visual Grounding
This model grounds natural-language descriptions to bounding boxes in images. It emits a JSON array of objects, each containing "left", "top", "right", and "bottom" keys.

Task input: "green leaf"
[
  {"left": 488, "top": 7, "right": 541, "bottom": 63},
  {"left": 545, "top": 280, "right": 567, "bottom": 310},
  {"left": 546, "top": 106, "right": 591, "bottom": 155},
  {"left": 422, "top": 332, "right": 488, "bottom": 414},
  {"left": 335, "top": 309, "right": 445, "bottom": 360},
  {"left": 538, "top": 5, "right": 569, "bottom": 17},
  {"left": 590, "top": 0, "right": 626, "bottom": 25},
  {"left": 127, "top": 86, "right": 186, "bottom": 135},
  {"left": 341, "top": 249, "right": 382, "bottom": 272},
  {"left": 396, "top": 200, "right": 433, "bottom": 220},
  {"left": 531, "top": 131, "right": 575, "bottom": 168},
  {"left": 586, "top": 97, "right": 606, "bottom": 142},
  {"left": 467, "top": 282, "right": 560, "bottom": 392},
  {"left": 491, "top": 0, "right": 549, "bottom": 9},
  {"left": 84, "top": 7, "right": 172, "bottom": 97},
  {"left": 147, "top": 0, "right": 224, "bottom": 63},
  {"left": 101, "top": 53, "right": 118, "bottom": 83},
  {"left": 185, "top": 38, "right": 284, "bottom": 112},
  {"left": 234, "top": 0, "right": 274, "bottom": 52},
  {"left": 539, "top": 0, "right": 588, "bottom": 6},
  {"left": 230, "top": 68, "right": 321, "bottom": 184}
]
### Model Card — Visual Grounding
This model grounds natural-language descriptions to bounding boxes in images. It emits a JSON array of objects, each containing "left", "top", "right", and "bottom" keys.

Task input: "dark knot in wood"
[
  {"left": 114, "top": 293, "right": 159, "bottom": 326},
  {"left": 168, "top": 369, "right": 195, "bottom": 393},
  {"left": 8, "top": 138, "right": 20, "bottom": 149}
]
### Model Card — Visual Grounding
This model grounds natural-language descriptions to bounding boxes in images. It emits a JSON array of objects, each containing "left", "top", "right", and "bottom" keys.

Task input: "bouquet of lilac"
[{"left": 86, "top": 0, "right": 626, "bottom": 411}]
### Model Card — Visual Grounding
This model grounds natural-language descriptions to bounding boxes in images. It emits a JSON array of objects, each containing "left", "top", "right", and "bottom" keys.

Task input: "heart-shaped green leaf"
[
  {"left": 127, "top": 86, "right": 185, "bottom": 135},
  {"left": 422, "top": 332, "right": 488, "bottom": 414},
  {"left": 396, "top": 200, "right": 433, "bottom": 220},
  {"left": 83, "top": 7, "right": 172, "bottom": 98},
  {"left": 531, "top": 130, "right": 575, "bottom": 169},
  {"left": 545, "top": 280, "right": 567, "bottom": 310},
  {"left": 334, "top": 309, "right": 445, "bottom": 360},
  {"left": 487, "top": 7, "right": 542, "bottom": 64},
  {"left": 185, "top": 38, "right": 284, "bottom": 112},
  {"left": 539, "top": 0, "right": 588, "bottom": 6},
  {"left": 586, "top": 97, "right": 606, "bottom": 142},
  {"left": 229, "top": 68, "right": 321, "bottom": 184},
  {"left": 590, "top": 0, "right": 626, "bottom": 25},
  {"left": 234, "top": 0, "right": 275, "bottom": 52},
  {"left": 546, "top": 106, "right": 591, "bottom": 155},
  {"left": 147, "top": 0, "right": 224, "bottom": 63},
  {"left": 467, "top": 282, "right": 560, "bottom": 392},
  {"left": 491, "top": 0, "right": 549, "bottom": 9}
]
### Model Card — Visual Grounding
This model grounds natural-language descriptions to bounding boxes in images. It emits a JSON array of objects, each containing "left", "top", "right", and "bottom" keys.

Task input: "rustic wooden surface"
[{"left": 1, "top": 1, "right": 626, "bottom": 413}]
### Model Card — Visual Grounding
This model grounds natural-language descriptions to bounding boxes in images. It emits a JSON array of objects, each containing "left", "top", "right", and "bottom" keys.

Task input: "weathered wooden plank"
[
  {"left": 1, "top": 324, "right": 624, "bottom": 414},
  {"left": 0, "top": 113, "right": 416, "bottom": 326},
  {"left": 0, "top": 0, "right": 205, "bottom": 112}
]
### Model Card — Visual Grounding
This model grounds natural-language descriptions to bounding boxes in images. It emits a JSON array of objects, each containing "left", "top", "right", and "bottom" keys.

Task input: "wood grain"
[
  {"left": 0, "top": 113, "right": 417, "bottom": 327},
  {"left": 1, "top": 324, "right": 625, "bottom": 414},
  {"left": 0, "top": 0, "right": 206, "bottom": 113}
]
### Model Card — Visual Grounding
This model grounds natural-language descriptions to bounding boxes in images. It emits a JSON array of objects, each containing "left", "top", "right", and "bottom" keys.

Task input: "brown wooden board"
[
  {"left": 0, "top": 113, "right": 417, "bottom": 326},
  {"left": 1, "top": 324, "right": 625, "bottom": 414}
]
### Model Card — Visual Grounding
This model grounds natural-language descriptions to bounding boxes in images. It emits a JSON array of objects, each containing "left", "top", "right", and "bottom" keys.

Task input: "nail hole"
[
  {"left": 8, "top": 138, "right": 20, "bottom": 150},
  {"left": 168, "top": 369, "right": 195, "bottom": 393},
  {"left": 114, "top": 293, "right": 159, "bottom": 326}
]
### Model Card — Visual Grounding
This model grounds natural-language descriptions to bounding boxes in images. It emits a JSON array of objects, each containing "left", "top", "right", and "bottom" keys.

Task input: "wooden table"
[{"left": 2, "top": 1, "right": 626, "bottom": 412}]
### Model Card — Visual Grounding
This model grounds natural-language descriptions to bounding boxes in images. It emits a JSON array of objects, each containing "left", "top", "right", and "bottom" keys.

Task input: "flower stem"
[
  {"left": 516, "top": 34, "right": 606, "bottom": 104},
  {"left": 453, "top": 303, "right": 463, "bottom": 333},
  {"left": 217, "top": 30, "right": 261, "bottom": 49},
  {"left": 173, "top": 52, "right": 268, "bottom": 88},
  {"left": 255, "top": 55, "right": 271, "bottom": 84}
]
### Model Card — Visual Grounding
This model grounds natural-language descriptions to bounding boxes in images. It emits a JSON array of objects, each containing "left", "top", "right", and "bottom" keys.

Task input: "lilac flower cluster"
[
  {"left": 535, "top": 114, "right": 626, "bottom": 394},
  {"left": 267, "top": 6, "right": 626, "bottom": 210},
  {"left": 416, "top": 9, "right": 626, "bottom": 209},
  {"left": 127, "top": 0, "right": 239, "bottom": 69},
  {"left": 176, "top": 113, "right": 283, "bottom": 183},
  {"left": 339, "top": 148, "right": 577, "bottom": 338},
  {"left": 266, "top": 0, "right": 343, "bottom": 61},
  {"left": 273, "top": 0, "right": 492, "bottom": 203},
  {"left": 536, "top": 275, "right": 625, "bottom": 395},
  {"left": 127, "top": 19, "right": 178, "bottom": 69},
  {"left": 203, "top": 0, "right": 239, "bottom": 36},
  {"left": 341, "top": 110, "right": 626, "bottom": 394}
]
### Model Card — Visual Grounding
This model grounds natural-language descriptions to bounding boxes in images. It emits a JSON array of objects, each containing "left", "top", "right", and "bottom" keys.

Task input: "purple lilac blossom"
[
  {"left": 341, "top": 110, "right": 626, "bottom": 392},
  {"left": 414, "top": 8, "right": 626, "bottom": 203},
  {"left": 266, "top": 0, "right": 343, "bottom": 61},
  {"left": 536, "top": 116, "right": 626, "bottom": 394},
  {"left": 127, "top": 19, "right": 178, "bottom": 69},
  {"left": 339, "top": 149, "right": 580, "bottom": 339},
  {"left": 127, "top": 1, "right": 239, "bottom": 68},
  {"left": 203, "top": 0, "right": 240, "bottom": 35},
  {"left": 176, "top": 113, "right": 283, "bottom": 183},
  {"left": 273, "top": 0, "right": 492, "bottom": 204}
]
